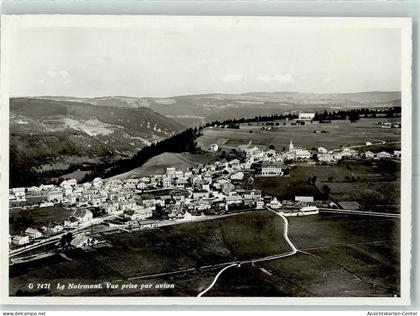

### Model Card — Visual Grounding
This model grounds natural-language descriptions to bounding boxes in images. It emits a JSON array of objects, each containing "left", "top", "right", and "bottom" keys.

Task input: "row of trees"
[{"left": 313, "top": 106, "right": 401, "bottom": 123}]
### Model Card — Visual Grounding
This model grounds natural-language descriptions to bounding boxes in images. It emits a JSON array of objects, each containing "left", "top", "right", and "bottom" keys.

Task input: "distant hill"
[
  {"left": 37, "top": 91, "right": 400, "bottom": 127},
  {"left": 9, "top": 97, "right": 184, "bottom": 187}
]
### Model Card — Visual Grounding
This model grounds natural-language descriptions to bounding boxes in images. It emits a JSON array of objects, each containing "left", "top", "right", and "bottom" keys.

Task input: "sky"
[{"left": 9, "top": 24, "right": 401, "bottom": 97}]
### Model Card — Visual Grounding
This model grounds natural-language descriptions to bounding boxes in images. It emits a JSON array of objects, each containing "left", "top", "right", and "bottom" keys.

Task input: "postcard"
[{"left": 0, "top": 15, "right": 412, "bottom": 305}]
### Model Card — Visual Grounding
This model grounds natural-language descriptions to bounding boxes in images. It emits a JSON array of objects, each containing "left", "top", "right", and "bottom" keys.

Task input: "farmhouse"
[
  {"left": 242, "top": 190, "right": 262, "bottom": 200},
  {"left": 298, "top": 112, "right": 315, "bottom": 120},
  {"left": 209, "top": 144, "right": 219, "bottom": 152},
  {"left": 13, "top": 235, "right": 30, "bottom": 246},
  {"left": 231, "top": 171, "right": 245, "bottom": 180},
  {"left": 317, "top": 146, "right": 328, "bottom": 154},
  {"left": 64, "top": 217, "right": 79, "bottom": 228},
  {"left": 39, "top": 184, "right": 54, "bottom": 191},
  {"left": 340, "top": 147, "right": 358, "bottom": 158},
  {"left": 60, "top": 179, "right": 77, "bottom": 187},
  {"left": 376, "top": 151, "right": 392, "bottom": 160},
  {"left": 228, "top": 159, "right": 241, "bottom": 170},
  {"left": 51, "top": 224, "right": 63, "bottom": 234},
  {"left": 318, "top": 153, "right": 335, "bottom": 163},
  {"left": 25, "top": 228, "right": 42, "bottom": 239},
  {"left": 364, "top": 151, "right": 375, "bottom": 159},
  {"left": 295, "top": 196, "right": 314, "bottom": 203}
]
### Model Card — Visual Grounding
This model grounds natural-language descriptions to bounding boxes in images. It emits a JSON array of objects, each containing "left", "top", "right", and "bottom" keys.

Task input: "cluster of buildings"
[
  {"left": 380, "top": 121, "right": 401, "bottom": 129},
  {"left": 317, "top": 145, "right": 401, "bottom": 164},
  {"left": 10, "top": 133, "right": 400, "bottom": 250},
  {"left": 9, "top": 154, "right": 293, "bottom": 248},
  {"left": 10, "top": 208, "right": 94, "bottom": 246}
]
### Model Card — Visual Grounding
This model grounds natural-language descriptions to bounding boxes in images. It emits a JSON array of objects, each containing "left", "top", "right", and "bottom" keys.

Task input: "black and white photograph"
[{"left": 0, "top": 15, "right": 412, "bottom": 305}]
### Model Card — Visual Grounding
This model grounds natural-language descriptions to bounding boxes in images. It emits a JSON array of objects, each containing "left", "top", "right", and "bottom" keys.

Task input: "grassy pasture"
[
  {"left": 109, "top": 152, "right": 217, "bottom": 180},
  {"left": 9, "top": 212, "right": 400, "bottom": 297},
  {"left": 197, "top": 118, "right": 401, "bottom": 151},
  {"left": 206, "top": 214, "right": 400, "bottom": 297},
  {"left": 9, "top": 211, "right": 289, "bottom": 296},
  {"left": 254, "top": 160, "right": 400, "bottom": 213},
  {"left": 9, "top": 206, "right": 72, "bottom": 235}
]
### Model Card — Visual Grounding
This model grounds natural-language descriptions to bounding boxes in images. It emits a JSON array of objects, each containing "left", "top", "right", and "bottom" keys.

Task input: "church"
[{"left": 283, "top": 140, "right": 311, "bottom": 160}]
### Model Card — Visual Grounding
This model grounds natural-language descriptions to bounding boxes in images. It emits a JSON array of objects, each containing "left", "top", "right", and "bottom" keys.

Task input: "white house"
[
  {"left": 269, "top": 197, "right": 282, "bottom": 209},
  {"left": 231, "top": 171, "right": 245, "bottom": 180},
  {"left": 318, "top": 153, "right": 335, "bottom": 163},
  {"left": 243, "top": 190, "right": 262, "bottom": 200},
  {"left": 62, "top": 185, "right": 73, "bottom": 196},
  {"left": 13, "top": 235, "right": 30, "bottom": 246},
  {"left": 25, "top": 228, "right": 43, "bottom": 239},
  {"left": 317, "top": 146, "right": 328, "bottom": 154},
  {"left": 255, "top": 199, "right": 265, "bottom": 209},
  {"left": 51, "top": 224, "right": 64, "bottom": 234},
  {"left": 364, "top": 151, "right": 375, "bottom": 159},
  {"left": 39, "top": 184, "right": 55, "bottom": 191},
  {"left": 83, "top": 182, "right": 92, "bottom": 189},
  {"left": 295, "top": 196, "right": 314, "bottom": 203},
  {"left": 394, "top": 150, "right": 402, "bottom": 158},
  {"left": 376, "top": 151, "right": 392, "bottom": 160},
  {"left": 224, "top": 195, "right": 243, "bottom": 206},
  {"left": 298, "top": 112, "right": 315, "bottom": 120},
  {"left": 209, "top": 144, "right": 219, "bottom": 152},
  {"left": 298, "top": 206, "right": 319, "bottom": 216},
  {"left": 340, "top": 147, "right": 358, "bottom": 158}
]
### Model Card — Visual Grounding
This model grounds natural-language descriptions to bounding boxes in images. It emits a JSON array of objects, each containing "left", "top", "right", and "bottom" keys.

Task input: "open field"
[
  {"left": 10, "top": 211, "right": 289, "bottom": 296},
  {"left": 9, "top": 206, "right": 72, "bottom": 235},
  {"left": 197, "top": 118, "right": 401, "bottom": 151},
  {"left": 255, "top": 160, "right": 400, "bottom": 213},
  {"left": 254, "top": 167, "right": 326, "bottom": 200},
  {"left": 203, "top": 214, "right": 400, "bottom": 297},
  {"left": 109, "top": 152, "right": 217, "bottom": 180},
  {"left": 10, "top": 211, "right": 399, "bottom": 297}
]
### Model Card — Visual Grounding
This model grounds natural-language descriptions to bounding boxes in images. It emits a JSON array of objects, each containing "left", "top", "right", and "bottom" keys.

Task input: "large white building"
[
  {"left": 47, "top": 189, "right": 64, "bottom": 202},
  {"left": 261, "top": 162, "right": 283, "bottom": 176}
]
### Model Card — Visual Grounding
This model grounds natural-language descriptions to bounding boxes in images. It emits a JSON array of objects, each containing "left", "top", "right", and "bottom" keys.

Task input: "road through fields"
[{"left": 197, "top": 207, "right": 298, "bottom": 297}]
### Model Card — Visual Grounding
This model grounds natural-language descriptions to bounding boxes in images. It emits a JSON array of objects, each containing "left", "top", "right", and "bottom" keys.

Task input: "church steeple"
[{"left": 289, "top": 139, "right": 294, "bottom": 151}]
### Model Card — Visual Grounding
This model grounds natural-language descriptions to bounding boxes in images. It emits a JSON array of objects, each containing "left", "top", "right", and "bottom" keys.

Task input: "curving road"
[
  {"left": 197, "top": 207, "right": 298, "bottom": 297},
  {"left": 197, "top": 263, "right": 239, "bottom": 297}
]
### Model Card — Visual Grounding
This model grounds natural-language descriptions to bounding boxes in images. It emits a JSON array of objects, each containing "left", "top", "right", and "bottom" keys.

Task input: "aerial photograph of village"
[{"left": 7, "top": 20, "right": 403, "bottom": 298}]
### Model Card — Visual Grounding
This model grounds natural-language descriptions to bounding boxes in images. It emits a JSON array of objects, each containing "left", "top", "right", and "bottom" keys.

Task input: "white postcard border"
[{"left": 0, "top": 15, "right": 412, "bottom": 306}]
